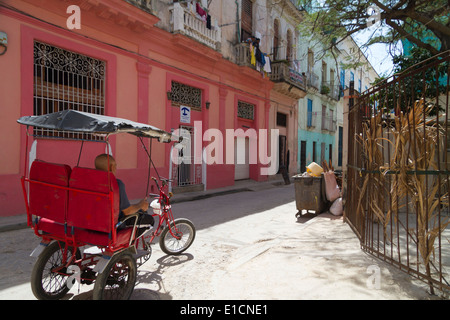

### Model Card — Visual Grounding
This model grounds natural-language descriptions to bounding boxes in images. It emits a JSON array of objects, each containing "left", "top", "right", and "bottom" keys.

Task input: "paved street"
[{"left": 0, "top": 183, "right": 438, "bottom": 300}]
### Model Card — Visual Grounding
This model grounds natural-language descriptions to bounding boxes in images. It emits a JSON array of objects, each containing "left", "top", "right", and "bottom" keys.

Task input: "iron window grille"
[
  {"left": 237, "top": 100, "right": 255, "bottom": 120},
  {"left": 170, "top": 81, "right": 202, "bottom": 111},
  {"left": 33, "top": 41, "right": 106, "bottom": 140}
]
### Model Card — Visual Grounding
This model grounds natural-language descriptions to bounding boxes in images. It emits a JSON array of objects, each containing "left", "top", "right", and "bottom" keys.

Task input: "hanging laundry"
[
  {"left": 255, "top": 47, "right": 265, "bottom": 67},
  {"left": 264, "top": 54, "right": 271, "bottom": 73},
  {"left": 255, "top": 32, "right": 262, "bottom": 46},
  {"left": 246, "top": 35, "right": 270, "bottom": 77},
  {"left": 250, "top": 37, "right": 265, "bottom": 68},
  {"left": 196, "top": 2, "right": 207, "bottom": 22},
  {"left": 206, "top": 14, "right": 211, "bottom": 29},
  {"left": 250, "top": 43, "right": 256, "bottom": 66}
]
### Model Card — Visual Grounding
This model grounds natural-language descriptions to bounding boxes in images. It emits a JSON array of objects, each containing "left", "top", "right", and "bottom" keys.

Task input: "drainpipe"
[{"left": 236, "top": 0, "right": 240, "bottom": 43}]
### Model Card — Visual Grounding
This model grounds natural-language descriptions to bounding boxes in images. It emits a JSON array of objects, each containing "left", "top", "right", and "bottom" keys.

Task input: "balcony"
[
  {"left": 306, "top": 72, "right": 320, "bottom": 90},
  {"left": 270, "top": 61, "right": 307, "bottom": 99},
  {"left": 235, "top": 43, "right": 306, "bottom": 99},
  {"left": 307, "top": 111, "right": 317, "bottom": 128},
  {"left": 170, "top": 2, "right": 221, "bottom": 51},
  {"left": 321, "top": 115, "right": 337, "bottom": 132},
  {"left": 329, "top": 85, "right": 340, "bottom": 101},
  {"left": 235, "top": 42, "right": 253, "bottom": 68},
  {"left": 321, "top": 84, "right": 340, "bottom": 101},
  {"left": 307, "top": 111, "right": 336, "bottom": 132}
]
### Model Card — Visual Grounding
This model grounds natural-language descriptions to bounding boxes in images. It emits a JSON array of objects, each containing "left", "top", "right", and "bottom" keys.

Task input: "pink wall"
[{"left": 0, "top": 1, "right": 274, "bottom": 217}]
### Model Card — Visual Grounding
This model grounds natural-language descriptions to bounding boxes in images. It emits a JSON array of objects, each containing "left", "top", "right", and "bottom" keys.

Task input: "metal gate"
[
  {"left": 345, "top": 52, "right": 450, "bottom": 294},
  {"left": 171, "top": 125, "right": 203, "bottom": 189}
]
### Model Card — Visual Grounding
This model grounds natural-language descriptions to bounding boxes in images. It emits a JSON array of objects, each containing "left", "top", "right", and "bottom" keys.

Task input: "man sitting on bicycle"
[{"left": 95, "top": 154, "right": 154, "bottom": 235}]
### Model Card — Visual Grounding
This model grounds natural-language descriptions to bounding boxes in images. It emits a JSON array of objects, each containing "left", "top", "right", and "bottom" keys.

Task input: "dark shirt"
[
  {"left": 117, "top": 178, "right": 130, "bottom": 221},
  {"left": 116, "top": 178, "right": 154, "bottom": 228}
]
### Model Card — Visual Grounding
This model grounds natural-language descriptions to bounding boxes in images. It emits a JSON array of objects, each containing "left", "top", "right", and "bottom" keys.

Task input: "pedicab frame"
[{"left": 17, "top": 109, "right": 193, "bottom": 300}]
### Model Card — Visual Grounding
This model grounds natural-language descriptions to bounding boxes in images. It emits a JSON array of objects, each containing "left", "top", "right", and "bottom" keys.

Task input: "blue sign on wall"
[{"left": 180, "top": 105, "right": 191, "bottom": 123}]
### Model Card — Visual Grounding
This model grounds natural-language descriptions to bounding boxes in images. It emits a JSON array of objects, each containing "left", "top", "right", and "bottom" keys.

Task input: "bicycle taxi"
[{"left": 17, "top": 110, "right": 196, "bottom": 300}]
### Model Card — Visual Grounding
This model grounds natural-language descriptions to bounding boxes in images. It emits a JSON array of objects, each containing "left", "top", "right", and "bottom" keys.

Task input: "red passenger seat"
[
  {"left": 29, "top": 160, "right": 71, "bottom": 235},
  {"left": 67, "top": 167, "right": 133, "bottom": 247}
]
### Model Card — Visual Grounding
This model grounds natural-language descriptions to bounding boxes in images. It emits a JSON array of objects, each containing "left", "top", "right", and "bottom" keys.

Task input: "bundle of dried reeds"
[
  {"left": 387, "top": 99, "right": 449, "bottom": 268},
  {"left": 355, "top": 111, "right": 388, "bottom": 225},
  {"left": 356, "top": 99, "right": 449, "bottom": 274}
]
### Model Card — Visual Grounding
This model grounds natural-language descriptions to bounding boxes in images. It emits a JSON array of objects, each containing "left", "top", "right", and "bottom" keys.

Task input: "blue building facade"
[{"left": 296, "top": 36, "right": 379, "bottom": 174}]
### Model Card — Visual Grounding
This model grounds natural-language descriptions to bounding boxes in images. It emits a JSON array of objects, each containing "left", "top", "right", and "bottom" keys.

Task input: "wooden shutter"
[
  {"left": 241, "top": 0, "right": 253, "bottom": 40},
  {"left": 273, "top": 20, "right": 279, "bottom": 60},
  {"left": 286, "top": 29, "right": 292, "bottom": 61}
]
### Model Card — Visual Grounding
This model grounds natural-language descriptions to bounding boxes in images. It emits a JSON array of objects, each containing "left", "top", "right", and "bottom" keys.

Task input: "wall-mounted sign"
[{"left": 180, "top": 105, "right": 191, "bottom": 123}]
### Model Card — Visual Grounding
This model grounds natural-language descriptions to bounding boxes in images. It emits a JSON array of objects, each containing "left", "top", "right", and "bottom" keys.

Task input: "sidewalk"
[{"left": 0, "top": 177, "right": 287, "bottom": 233}]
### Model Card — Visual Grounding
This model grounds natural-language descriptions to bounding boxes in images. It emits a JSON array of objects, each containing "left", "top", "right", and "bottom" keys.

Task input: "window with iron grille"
[
  {"left": 33, "top": 41, "right": 106, "bottom": 140},
  {"left": 237, "top": 100, "right": 255, "bottom": 120},
  {"left": 170, "top": 81, "right": 202, "bottom": 111}
]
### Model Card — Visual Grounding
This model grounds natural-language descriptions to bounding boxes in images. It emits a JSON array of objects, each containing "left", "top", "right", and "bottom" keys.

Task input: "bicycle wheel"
[
  {"left": 93, "top": 252, "right": 137, "bottom": 300},
  {"left": 30, "top": 241, "right": 79, "bottom": 300},
  {"left": 159, "top": 218, "right": 196, "bottom": 255}
]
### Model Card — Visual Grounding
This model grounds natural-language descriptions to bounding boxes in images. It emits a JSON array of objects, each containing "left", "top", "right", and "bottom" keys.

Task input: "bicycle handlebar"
[
  {"left": 151, "top": 176, "right": 172, "bottom": 195},
  {"left": 149, "top": 177, "right": 174, "bottom": 200}
]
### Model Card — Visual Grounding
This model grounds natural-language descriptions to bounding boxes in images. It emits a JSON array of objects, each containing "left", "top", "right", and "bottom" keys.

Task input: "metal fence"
[{"left": 345, "top": 52, "right": 450, "bottom": 294}]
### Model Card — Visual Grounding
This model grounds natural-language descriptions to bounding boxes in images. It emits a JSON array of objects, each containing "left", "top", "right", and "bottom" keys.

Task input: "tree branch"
[
  {"left": 385, "top": 18, "right": 440, "bottom": 55},
  {"left": 407, "top": 11, "right": 450, "bottom": 38},
  {"left": 298, "top": 0, "right": 449, "bottom": 55}
]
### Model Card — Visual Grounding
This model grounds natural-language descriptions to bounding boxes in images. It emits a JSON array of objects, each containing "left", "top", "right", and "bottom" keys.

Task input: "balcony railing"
[
  {"left": 321, "top": 83, "right": 340, "bottom": 101},
  {"left": 307, "top": 111, "right": 317, "bottom": 128},
  {"left": 330, "top": 85, "right": 340, "bottom": 100},
  {"left": 307, "top": 112, "right": 336, "bottom": 132},
  {"left": 306, "top": 72, "right": 320, "bottom": 90},
  {"left": 321, "top": 115, "right": 337, "bottom": 132},
  {"left": 235, "top": 42, "right": 253, "bottom": 67},
  {"left": 270, "top": 61, "right": 307, "bottom": 99},
  {"left": 170, "top": 2, "right": 221, "bottom": 51}
]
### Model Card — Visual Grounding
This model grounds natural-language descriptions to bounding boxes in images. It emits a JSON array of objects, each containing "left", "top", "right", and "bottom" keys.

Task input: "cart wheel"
[
  {"left": 159, "top": 218, "right": 196, "bottom": 255},
  {"left": 93, "top": 252, "right": 137, "bottom": 300},
  {"left": 30, "top": 241, "right": 79, "bottom": 300}
]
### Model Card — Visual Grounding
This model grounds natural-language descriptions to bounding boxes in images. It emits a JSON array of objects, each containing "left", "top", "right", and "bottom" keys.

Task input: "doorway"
[{"left": 234, "top": 137, "right": 250, "bottom": 180}]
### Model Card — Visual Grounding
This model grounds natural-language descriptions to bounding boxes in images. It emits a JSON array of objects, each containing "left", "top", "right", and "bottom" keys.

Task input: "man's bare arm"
[{"left": 122, "top": 198, "right": 149, "bottom": 216}]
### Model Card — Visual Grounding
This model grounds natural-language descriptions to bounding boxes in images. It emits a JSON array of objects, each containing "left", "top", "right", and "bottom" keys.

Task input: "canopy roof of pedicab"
[{"left": 17, "top": 109, "right": 179, "bottom": 143}]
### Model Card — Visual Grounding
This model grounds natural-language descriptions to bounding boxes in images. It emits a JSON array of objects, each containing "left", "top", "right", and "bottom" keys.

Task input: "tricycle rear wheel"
[
  {"left": 92, "top": 252, "right": 137, "bottom": 300},
  {"left": 30, "top": 241, "right": 79, "bottom": 300}
]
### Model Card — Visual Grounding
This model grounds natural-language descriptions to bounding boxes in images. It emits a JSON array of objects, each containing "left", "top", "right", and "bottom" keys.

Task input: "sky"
[
  {"left": 358, "top": 42, "right": 396, "bottom": 77},
  {"left": 352, "top": 21, "right": 403, "bottom": 78},
  {"left": 300, "top": 0, "right": 405, "bottom": 78}
]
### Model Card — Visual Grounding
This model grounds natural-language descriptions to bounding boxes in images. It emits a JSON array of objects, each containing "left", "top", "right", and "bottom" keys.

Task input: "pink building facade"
[{"left": 0, "top": 0, "right": 304, "bottom": 217}]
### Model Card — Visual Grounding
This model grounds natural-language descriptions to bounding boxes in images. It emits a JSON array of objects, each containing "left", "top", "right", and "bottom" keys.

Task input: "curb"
[{"left": 0, "top": 221, "right": 28, "bottom": 233}]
